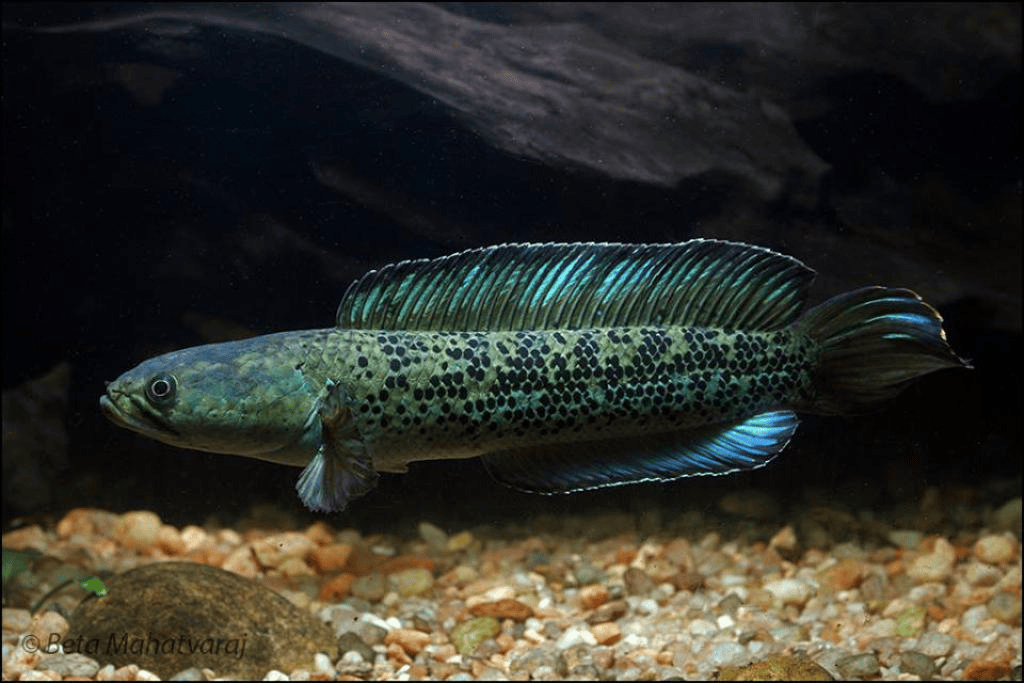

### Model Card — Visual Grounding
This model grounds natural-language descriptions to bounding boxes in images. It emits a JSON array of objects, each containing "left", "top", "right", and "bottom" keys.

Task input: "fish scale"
[
  {"left": 309, "top": 327, "right": 815, "bottom": 469},
  {"left": 100, "top": 240, "right": 969, "bottom": 512}
]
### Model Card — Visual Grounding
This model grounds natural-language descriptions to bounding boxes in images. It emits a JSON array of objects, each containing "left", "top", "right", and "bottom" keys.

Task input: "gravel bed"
[{"left": 2, "top": 489, "right": 1020, "bottom": 681}]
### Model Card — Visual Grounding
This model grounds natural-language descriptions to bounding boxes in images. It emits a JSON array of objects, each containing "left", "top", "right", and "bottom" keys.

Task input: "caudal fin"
[{"left": 798, "top": 287, "right": 970, "bottom": 414}]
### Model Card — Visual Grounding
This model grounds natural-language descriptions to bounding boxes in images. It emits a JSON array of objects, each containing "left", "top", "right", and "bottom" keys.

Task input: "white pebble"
[
  {"left": 916, "top": 630, "right": 955, "bottom": 657},
  {"left": 637, "top": 598, "right": 659, "bottom": 615},
  {"left": 961, "top": 604, "right": 989, "bottom": 631},
  {"left": 716, "top": 614, "right": 735, "bottom": 630},
  {"left": 687, "top": 619, "right": 717, "bottom": 636},
  {"left": 483, "top": 585, "right": 517, "bottom": 601},
  {"left": 619, "top": 633, "right": 649, "bottom": 650},
  {"left": 313, "top": 652, "right": 334, "bottom": 675},
  {"left": 763, "top": 578, "right": 813, "bottom": 606},
  {"left": 556, "top": 625, "right": 596, "bottom": 649},
  {"left": 706, "top": 642, "right": 748, "bottom": 667}
]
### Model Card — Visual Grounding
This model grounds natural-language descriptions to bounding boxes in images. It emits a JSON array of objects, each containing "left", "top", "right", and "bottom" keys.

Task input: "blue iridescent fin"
[
  {"left": 296, "top": 381, "right": 378, "bottom": 512},
  {"left": 480, "top": 410, "right": 799, "bottom": 494},
  {"left": 337, "top": 241, "right": 814, "bottom": 332},
  {"left": 797, "top": 287, "right": 971, "bottom": 414}
]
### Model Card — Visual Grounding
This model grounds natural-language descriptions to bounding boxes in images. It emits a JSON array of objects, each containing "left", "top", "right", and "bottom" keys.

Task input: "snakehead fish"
[{"left": 100, "top": 241, "right": 969, "bottom": 512}]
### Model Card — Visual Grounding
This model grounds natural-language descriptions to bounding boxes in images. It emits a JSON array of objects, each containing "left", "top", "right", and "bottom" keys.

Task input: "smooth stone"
[
  {"left": 450, "top": 616, "right": 500, "bottom": 656},
  {"left": 974, "top": 534, "right": 1016, "bottom": 564},
  {"left": 36, "top": 653, "right": 100, "bottom": 677},
  {"left": 836, "top": 652, "right": 880, "bottom": 678},
  {"left": 900, "top": 651, "right": 938, "bottom": 679},
  {"left": 906, "top": 538, "right": 955, "bottom": 581},
  {"left": 763, "top": 578, "right": 813, "bottom": 606},
  {"left": 65, "top": 562, "right": 336, "bottom": 679}
]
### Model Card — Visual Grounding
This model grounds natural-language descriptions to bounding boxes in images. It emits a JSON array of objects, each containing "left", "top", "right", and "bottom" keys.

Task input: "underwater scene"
[{"left": 2, "top": 4, "right": 1020, "bottom": 681}]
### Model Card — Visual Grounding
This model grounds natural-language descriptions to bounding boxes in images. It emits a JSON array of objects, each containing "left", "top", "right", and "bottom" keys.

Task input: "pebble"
[
  {"left": 888, "top": 529, "right": 924, "bottom": 549},
  {"left": 768, "top": 524, "right": 798, "bottom": 554},
  {"left": 450, "top": 617, "right": 501, "bottom": 656},
  {"left": 307, "top": 543, "right": 353, "bottom": 573},
  {"left": 964, "top": 560, "right": 1003, "bottom": 586},
  {"left": 906, "top": 537, "right": 956, "bottom": 581},
  {"left": 36, "top": 653, "right": 101, "bottom": 677},
  {"left": 4, "top": 483, "right": 1021, "bottom": 683},
  {"left": 987, "top": 590, "right": 1022, "bottom": 625},
  {"left": 468, "top": 599, "right": 533, "bottom": 621},
  {"left": 337, "top": 632, "right": 375, "bottom": 663},
  {"left": 763, "top": 578, "right": 813, "bottom": 606},
  {"left": 623, "top": 566, "right": 654, "bottom": 595},
  {"left": 961, "top": 604, "right": 990, "bottom": 630},
  {"left": 961, "top": 661, "right": 1012, "bottom": 681},
  {"left": 974, "top": 534, "right": 1016, "bottom": 564},
  {"left": 916, "top": 630, "right": 955, "bottom": 657},
  {"left": 351, "top": 572, "right": 387, "bottom": 601},
  {"left": 586, "top": 599, "right": 628, "bottom": 625},
  {"left": 555, "top": 624, "right": 596, "bottom": 649},
  {"left": 389, "top": 567, "right": 434, "bottom": 597},
  {"left": 895, "top": 604, "right": 927, "bottom": 637},
  {"left": 590, "top": 622, "right": 620, "bottom": 645},
  {"left": 718, "top": 655, "right": 831, "bottom": 681},
  {"left": 113, "top": 511, "right": 161, "bottom": 551},
  {"left": 900, "top": 651, "right": 938, "bottom": 679},
  {"left": 706, "top": 642, "right": 748, "bottom": 668},
  {"left": 383, "top": 628, "right": 431, "bottom": 655},
  {"left": 418, "top": 521, "right": 449, "bottom": 549},
  {"left": 579, "top": 583, "right": 609, "bottom": 610},
  {"left": 836, "top": 652, "right": 880, "bottom": 678},
  {"left": 817, "top": 556, "right": 864, "bottom": 592},
  {"left": 991, "top": 497, "right": 1022, "bottom": 534},
  {"left": 318, "top": 572, "right": 355, "bottom": 600},
  {"left": 447, "top": 531, "right": 475, "bottom": 552}
]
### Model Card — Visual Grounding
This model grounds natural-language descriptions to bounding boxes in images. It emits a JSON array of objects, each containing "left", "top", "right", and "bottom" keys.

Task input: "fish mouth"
[{"left": 100, "top": 391, "right": 180, "bottom": 441}]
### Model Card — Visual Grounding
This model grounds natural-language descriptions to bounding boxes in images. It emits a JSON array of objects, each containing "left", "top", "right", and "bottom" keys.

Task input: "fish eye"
[{"left": 145, "top": 374, "right": 177, "bottom": 406}]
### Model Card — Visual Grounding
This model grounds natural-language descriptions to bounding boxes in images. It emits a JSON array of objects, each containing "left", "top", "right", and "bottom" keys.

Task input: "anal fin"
[{"left": 481, "top": 410, "right": 799, "bottom": 494}]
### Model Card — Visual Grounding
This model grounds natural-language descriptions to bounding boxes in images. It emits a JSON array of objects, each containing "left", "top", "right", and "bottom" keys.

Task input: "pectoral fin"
[{"left": 296, "top": 381, "right": 379, "bottom": 512}]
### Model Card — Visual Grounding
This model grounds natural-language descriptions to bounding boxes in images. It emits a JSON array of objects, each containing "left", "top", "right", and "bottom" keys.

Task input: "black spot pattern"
[{"left": 305, "top": 325, "right": 817, "bottom": 466}]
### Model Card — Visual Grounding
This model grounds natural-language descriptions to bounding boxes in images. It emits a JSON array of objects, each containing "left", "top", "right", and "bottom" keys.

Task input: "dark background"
[{"left": 2, "top": 3, "right": 1019, "bottom": 534}]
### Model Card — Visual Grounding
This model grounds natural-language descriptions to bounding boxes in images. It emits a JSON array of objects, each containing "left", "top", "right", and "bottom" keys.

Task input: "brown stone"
[
  {"left": 591, "top": 622, "right": 620, "bottom": 645},
  {"left": 56, "top": 509, "right": 118, "bottom": 540},
  {"left": 717, "top": 654, "right": 832, "bottom": 681},
  {"left": 304, "top": 521, "right": 335, "bottom": 546},
  {"left": 384, "top": 628, "right": 431, "bottom": 655},
  {"left": 579, "top": 583, "right": 610, "bottom": 610},
  {"left": 468, "top": 598, "right": 533, "bottom": 621},
  {"left": 817, "top": 556, "right": 864, "bottom": 593},
  {"left": 380, "top": 554, "right": 436, "bottom": 574},
  {"left": 318, "top": 573, "right": 356, "bottom": 601},
  {"left": 343, "top": 544, "right": 387, "bottom": 575},
  {"left": 307, "top": 543, "right": 353, "bottom": 573},
  {"left": 586, "top": 599, "right": 628, "bottom": 625},
  {"left": 66, "top": 562, "right": 336, "bottom": 679},
  {"left": 961, "top": 660, "right": 1012, "bottom": 681}
]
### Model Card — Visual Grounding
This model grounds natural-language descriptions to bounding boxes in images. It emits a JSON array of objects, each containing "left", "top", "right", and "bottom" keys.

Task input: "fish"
[{"left": 100, "top": 240, "right": 970, "bottom": 512}]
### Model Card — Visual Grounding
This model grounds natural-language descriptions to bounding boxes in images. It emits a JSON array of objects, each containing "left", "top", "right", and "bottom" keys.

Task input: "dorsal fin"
[{"left": 336, "top": 241, "right": 814, "bottom": 332}]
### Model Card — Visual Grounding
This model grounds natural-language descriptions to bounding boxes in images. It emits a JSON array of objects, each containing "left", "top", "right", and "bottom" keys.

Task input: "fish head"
[{"left": 100, "top": 336, "right": 322, "bottom": 466}]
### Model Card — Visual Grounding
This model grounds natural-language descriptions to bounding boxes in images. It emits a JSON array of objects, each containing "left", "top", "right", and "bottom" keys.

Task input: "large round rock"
[{"left": 66, "top": 562, "right": 336, "bottom": 679}]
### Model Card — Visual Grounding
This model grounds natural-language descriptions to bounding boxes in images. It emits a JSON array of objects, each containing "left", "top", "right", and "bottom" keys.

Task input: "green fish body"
[{"left": 100, "top": 241, "right": 969, "bottom": 511}]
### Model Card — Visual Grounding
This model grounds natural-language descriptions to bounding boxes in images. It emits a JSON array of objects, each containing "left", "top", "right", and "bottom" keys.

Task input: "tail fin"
[{"left": 798, "top": 287, "right": 970, "bottom": 414}]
